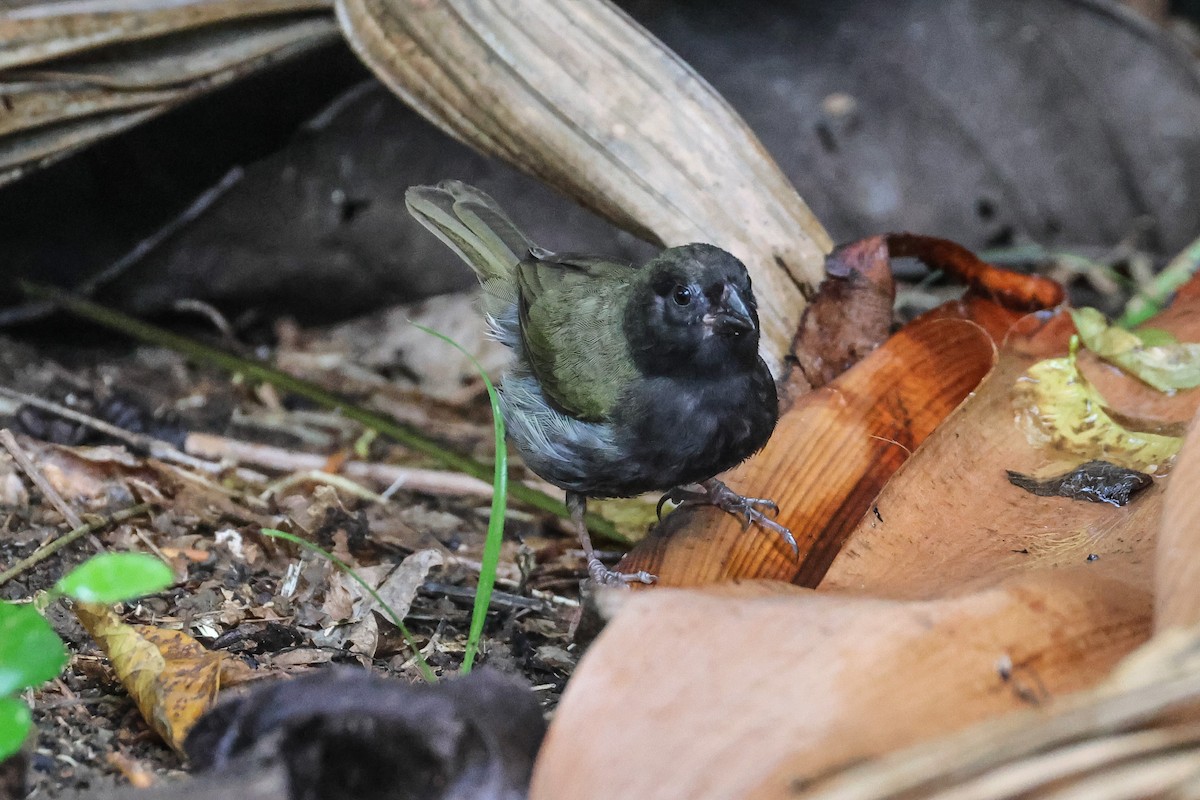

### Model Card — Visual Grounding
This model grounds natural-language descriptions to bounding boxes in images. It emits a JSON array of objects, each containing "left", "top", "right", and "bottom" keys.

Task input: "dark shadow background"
[{"left": 3, "top": 0, "right": 1200, "bottom": 326}]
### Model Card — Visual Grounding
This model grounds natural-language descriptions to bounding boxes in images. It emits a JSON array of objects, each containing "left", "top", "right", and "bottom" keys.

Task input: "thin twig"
[
  {"left": 420, "top": 580, "right": 548, "bottom": 612},
  {"left": 0, "top": 385, "right": 222, "bottom": 474},
  {"left": 1, "top": 428, "right": 84, "bottom": 529},
  {"left": 0, "top": 503, "right": 153, "bottom": 588},
  {"left": 171, "top": 299, "right": 238, "bottom": 343},
  {"left": 186, "top": 431, "right": 495, "bottom": 498},
  {"left": 259, "top": 469, "right": 388, "bottom": 503}
]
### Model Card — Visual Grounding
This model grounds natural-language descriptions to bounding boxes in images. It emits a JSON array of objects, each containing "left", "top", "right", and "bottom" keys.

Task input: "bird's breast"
[{"left": 611, "top": 365, "right": 778, "bottom": 492}]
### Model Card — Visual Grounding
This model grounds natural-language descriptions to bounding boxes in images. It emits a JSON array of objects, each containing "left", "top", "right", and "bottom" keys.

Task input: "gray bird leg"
[
  {"left": 661, "top": 479, "right": 798, "bottom": 558},
  {"left": 567, "top": 491, "right": 655, "bottom": 587}
]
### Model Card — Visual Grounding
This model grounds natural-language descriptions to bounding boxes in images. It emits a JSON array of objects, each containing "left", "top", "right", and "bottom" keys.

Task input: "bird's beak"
[{"left": 706, "top": 285, "right": 755, "bottom": 336}]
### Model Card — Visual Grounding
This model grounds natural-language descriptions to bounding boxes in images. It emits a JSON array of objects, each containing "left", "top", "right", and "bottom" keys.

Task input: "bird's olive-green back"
[{"left": 517, "top": 254, "right": 640, "bottom": 422}]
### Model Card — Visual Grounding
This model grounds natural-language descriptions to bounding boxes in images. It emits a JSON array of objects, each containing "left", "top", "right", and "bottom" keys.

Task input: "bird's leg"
[
  {"left": 567, "top": 491, "right": 656, "bottom": 587},
  {"left": 661, "top": 478, "right": 798, "bottom": 558}
]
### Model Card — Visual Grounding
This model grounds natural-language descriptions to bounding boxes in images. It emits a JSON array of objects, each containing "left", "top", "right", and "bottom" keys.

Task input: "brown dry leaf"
[
  {"left": 1155, "top": 409, "right": 1200, "bottom": 631},
  {"left": 30, "top": 443, "right": 147, "bottom": 506},
  {"left": 531, "top": 568, "right": 1150, "bottom": 799},
  {"left": 619, "top": 309, "right": 997, "bottom": 586},
  {"left": 335, "top": 0, "right": 830, "bottom": 369},
  {"left": 819, "top": 306, "right": 1187, "bottom": 600},
  {"left": 314, "top": 548, "right": 444, "bottom": 658},
  {"left": 74, "top": 602, "right": 224, "bottom": 751},
  {"left": 790, "top": 236, "right": 895, "bottom": 392},
  {"left": 358, "top": 548, "right": 444, "bottom": 621}
]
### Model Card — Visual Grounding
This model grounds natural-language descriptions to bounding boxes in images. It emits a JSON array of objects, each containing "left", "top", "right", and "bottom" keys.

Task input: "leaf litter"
[{"left": 0, "top": 298, "right": 583, "bottom": 797}]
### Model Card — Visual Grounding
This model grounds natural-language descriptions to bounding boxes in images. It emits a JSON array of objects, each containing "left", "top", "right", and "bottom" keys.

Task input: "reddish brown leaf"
[
  {"left": 1155, "top": 409, "right": 1200, "bottom": 631},
  {"left": 886, "top": 232, "right": 1066, "bottom": 311},
  {"left": 619, "top": 310, "right": 997, "bottom": 587},
  {"left": 791, "top": 235, "right": 894, "bottom": 392},
  {"left": 531, "top": 568, "right": 1150, "bottom": 799}
]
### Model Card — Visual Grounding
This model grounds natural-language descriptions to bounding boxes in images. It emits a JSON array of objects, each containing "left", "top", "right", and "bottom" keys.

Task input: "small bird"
[{"left": 406, "top": 181, "right": 795, "bottom": 585}]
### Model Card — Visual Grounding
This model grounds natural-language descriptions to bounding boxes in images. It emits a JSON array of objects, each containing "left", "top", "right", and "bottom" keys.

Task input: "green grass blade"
[
  {"left": 410, "top": 323, "right": 506, "bottom": 675},
  {"left": 1118, "top": 235, "right": 1200, "bottom": 328}
]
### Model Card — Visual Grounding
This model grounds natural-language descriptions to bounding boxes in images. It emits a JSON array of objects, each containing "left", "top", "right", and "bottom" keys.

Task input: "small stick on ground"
[
  {"left": 186, "top": 431, "right": 496, "bottom": 498},
  {"left": 0, "top": 503, "right": 152, "bottom": 588},
  {"left": 0, "top": 386, "right": 222, "bottom": 473}
]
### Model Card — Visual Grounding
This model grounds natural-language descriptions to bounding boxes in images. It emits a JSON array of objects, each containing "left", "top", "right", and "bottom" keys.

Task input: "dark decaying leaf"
[
  {"left": 790, "top": 235, "right": 894, "bottom": 392},
  {"left": 1006, "top": 460, "right": 1154, "bottom": 507}
]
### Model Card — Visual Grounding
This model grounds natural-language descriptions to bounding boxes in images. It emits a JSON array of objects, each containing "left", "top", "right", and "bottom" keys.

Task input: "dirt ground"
[{"left": 0, "top": 303, "right": 597, "bottom": 798}]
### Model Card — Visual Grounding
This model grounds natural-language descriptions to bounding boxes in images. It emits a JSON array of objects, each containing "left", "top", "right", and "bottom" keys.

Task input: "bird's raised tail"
[{"left": 404, "top": 180, "right": 535, "bottom": 285}]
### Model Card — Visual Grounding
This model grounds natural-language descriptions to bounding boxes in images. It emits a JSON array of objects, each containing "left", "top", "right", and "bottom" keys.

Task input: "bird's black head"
[{"left": 624, "top": 243, "right": 762, "bottom": 376}]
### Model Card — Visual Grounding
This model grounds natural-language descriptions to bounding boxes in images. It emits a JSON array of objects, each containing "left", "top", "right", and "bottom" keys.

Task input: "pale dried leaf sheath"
[
  {"left": 0, "top": 0, "right": 333, "bottom": 70},
  {"left": 336, "top": 0, "right": 832, "bottom": 369},
  {"left": 0, "top": 18, "right": 338, "bottom": 140},
  {"left": 0, "top": 14, "right": 339, "bottom": 183}
]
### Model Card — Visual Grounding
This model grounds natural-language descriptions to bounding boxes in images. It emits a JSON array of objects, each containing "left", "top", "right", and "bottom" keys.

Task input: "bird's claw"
[
  {"left": 583, "top": 556, "right": 652, "bottom": 587},
  {"left": 664, "top": 480, "right": 798, "bottom": 558},
  {"left": 731, "top": 502, "right": 798, "bottom": 556},
  {"left": 587, "top": 558, "right": 656, "bottom": 587}
]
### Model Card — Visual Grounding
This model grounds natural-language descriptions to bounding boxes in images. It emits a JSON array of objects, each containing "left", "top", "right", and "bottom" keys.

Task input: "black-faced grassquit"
[{"left": 406, "top": 181, "right": 794, "bottom": 585}]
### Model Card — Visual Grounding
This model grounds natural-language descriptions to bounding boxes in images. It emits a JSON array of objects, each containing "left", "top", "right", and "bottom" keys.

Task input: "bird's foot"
[
  {"left": 587, "top": 556, "right": 656, "bottom": 587},
  {"left": 661, "top": 479, "right": 798, "bottom": 558}
]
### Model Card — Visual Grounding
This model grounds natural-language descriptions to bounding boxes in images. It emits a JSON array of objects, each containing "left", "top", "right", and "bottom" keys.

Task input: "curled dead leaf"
[
  {"left": 620, "top": 309, "right": 997, "bottom": 587},
  {"left": 532, "top": 568, "right": 1150, "bottom": 799},
  {"left": 1012, "top": 346, "right": 1183, "bottom": 473},
  {"left": 74, "top": 602, "right": 225, "bottom": 751}
]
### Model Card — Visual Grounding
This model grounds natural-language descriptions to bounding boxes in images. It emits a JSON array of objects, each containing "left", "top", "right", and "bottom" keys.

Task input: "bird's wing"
[{"left": 516, "top": 254, "right": 640, "bottom": 422}]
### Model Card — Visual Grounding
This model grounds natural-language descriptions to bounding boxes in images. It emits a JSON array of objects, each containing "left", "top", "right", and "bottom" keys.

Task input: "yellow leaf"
[
  {"left": 74, "top": 603, "right": 223, "bottom": 751},
  {"left": 1012, "top": 343, "right": 1183, "bottom": 471}
]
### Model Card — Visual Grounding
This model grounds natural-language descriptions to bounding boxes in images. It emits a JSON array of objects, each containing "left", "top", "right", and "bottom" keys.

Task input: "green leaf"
[
  {"left": 0, "top": 696, "right": 32, "bottom": 762},
  {"left": 1133, "top": 327, "right": 1177, "bottom": 347},
  {"left": 1070, "top": 307, "right": 1200, "bottom": 392},
  {"left": 54, "top": 553, "right": 173, "bottom": 603},
  {"left": 0, "top": 603, "right": 67, "bottom": 696}
]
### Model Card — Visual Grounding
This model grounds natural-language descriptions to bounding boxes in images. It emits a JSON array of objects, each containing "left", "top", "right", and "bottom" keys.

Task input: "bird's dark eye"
[{"left": 672, "top": 285, "right": 693, "bottom": 306}]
